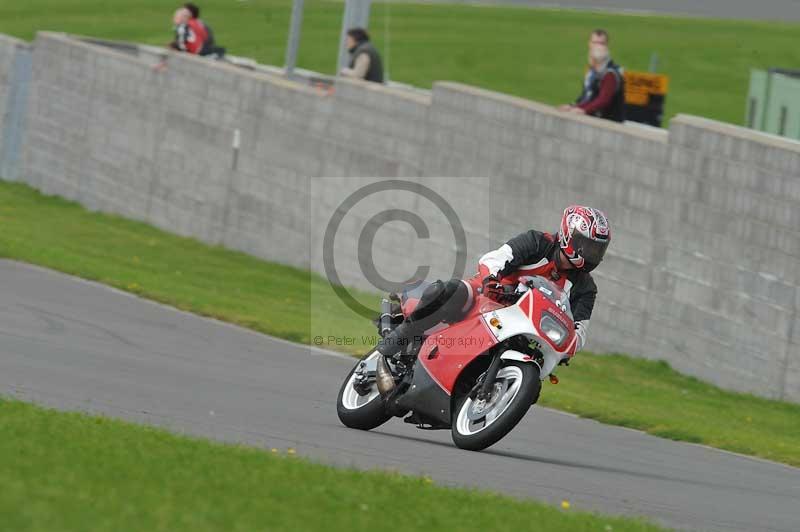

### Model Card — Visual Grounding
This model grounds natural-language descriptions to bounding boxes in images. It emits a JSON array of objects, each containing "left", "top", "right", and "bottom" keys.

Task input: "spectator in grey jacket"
[{"left": 340, "top": 28, "right": 384, "bottom": 83}]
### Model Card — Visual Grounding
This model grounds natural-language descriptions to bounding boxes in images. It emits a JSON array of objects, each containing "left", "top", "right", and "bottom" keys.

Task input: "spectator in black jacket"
[{"left": 560, "top": 29, "right": 625, "bottom": 122}]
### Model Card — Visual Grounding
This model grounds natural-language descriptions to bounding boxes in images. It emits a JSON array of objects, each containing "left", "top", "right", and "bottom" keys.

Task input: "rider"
[{"left": 375, "top": 205, "right": 611, "bottom": 359}]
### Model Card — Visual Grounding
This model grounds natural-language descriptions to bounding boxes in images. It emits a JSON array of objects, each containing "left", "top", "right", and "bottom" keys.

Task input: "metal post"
[
  {"left": 285, "top": 0, "right": 304, "bottom": 77},
  {"left": 648, "top": 52, "right": 659, "bottom": 73},
  {"left": 1, "top": 44, "right": 32, "bottom": 182},
  {"left": 761, "top": 70, "right": 773, "bottom": 131},
  {"left": 336, "top": 0, "right": 372, "bottom": 74}
]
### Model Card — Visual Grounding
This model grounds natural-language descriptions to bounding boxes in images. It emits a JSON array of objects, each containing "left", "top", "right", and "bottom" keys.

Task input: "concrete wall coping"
[
  {"left": 0, "top": 33, "right": 30, "bottom": 49},
  {"left": 335, "top": 76, "right": 432, "bottom": 106},
  {"left": 163, "top": 44, "right": 321, "bottom": 96},
  {"left": 434, "top": 80, "right": 669, "bottom": 143},
  {"left": 672, "top": 113, "right": 800, "bottom": 153},
  {"left": 36, "top": 32, "right": 155, "bottom": 71},
  {"left": 37, "top": 32, "right": 325, "bottom": 99}
]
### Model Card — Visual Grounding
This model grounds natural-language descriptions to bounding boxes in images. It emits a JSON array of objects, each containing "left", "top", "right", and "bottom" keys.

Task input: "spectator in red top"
[
  {"left": 184, "top": 3, "right": 225, "bottom": 57},
  {"left": 560, "top": 29, "right": 626, "bottom": 122},
  {"left": 170, "top": 7, "right": 207, "bottom": 55}
]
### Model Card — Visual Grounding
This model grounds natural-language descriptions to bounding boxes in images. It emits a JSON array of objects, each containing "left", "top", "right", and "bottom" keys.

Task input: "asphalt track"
[
  {"left": 1, "top": 260, "right": 799, "bottom": 532},
  {"left": 430, "top": 0, "right": 800, "bottom": 21}
]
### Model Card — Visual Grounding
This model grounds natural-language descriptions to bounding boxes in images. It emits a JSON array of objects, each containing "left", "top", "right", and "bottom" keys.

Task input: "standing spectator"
[
  {"left": 587, "top": 28, "right": 609, "bottom": 49},
  {"left": 560, "top": 29, "right": 625, "bottom": 122},
  {"left": 170, "top": 6, "right": 207, "bottom": 55},
  {"left": 340, "top": 28, "right": 384, "bottom": 83},
  {"left": 184, "top": 3, "right": 225, "bottom": 57}
]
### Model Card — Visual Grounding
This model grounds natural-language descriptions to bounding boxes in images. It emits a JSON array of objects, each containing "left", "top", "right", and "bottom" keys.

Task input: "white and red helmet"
[{"left": 557, "top": 205, "right": 611, "bottom": 272}]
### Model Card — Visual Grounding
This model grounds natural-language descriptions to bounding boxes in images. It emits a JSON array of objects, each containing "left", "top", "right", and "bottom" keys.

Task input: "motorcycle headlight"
[{"left": 540, "top": 313, "right": 567, "bottom": 347}]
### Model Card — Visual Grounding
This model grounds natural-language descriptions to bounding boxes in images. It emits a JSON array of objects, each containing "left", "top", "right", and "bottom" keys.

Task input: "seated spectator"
[
  {"left": 560, "top": 29, "right": 625, "bottom": 122},
  {"left": 170, "top": 7, "right": 207, "bottom": 55},
  {"left": 184, "top": 3, "right": 226, "bottom": 57},
  {"left": 340, "top": 28, "right": 384, "bottom": 83}
]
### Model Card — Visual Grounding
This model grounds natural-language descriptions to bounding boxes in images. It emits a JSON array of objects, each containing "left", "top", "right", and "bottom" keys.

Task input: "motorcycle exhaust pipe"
[{"left": 375, "top": 354, "right": 396, "bottom": 397}]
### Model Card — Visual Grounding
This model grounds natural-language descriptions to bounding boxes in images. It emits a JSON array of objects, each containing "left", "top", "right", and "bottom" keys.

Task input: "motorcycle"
[{"left": 336, "top": 275, "right": 577, "bottom": 451}]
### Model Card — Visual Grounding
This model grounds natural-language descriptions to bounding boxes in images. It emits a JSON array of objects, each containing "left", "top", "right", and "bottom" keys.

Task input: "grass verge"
[
  {"left": 0, "top": 398, "right": 668, "bottom": 532},
  {"left": 1, "top": 0, "right": 800, "bottom": 124},
  {"left": 1, "top": 181, "right": 799, "bottom": 468}
]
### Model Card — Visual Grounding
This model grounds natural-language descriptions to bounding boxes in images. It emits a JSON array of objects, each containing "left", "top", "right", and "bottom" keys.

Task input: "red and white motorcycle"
[{"left": 337, "top": 276, "right": 576, "bottom": 451}]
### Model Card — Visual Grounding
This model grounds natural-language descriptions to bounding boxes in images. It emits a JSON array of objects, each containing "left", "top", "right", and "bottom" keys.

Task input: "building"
[{"left": 747, "top": 68, "right": 800, "bottom": 140}]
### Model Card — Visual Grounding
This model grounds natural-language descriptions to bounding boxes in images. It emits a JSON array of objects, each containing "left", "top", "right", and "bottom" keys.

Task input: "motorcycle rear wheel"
[
  {"left": 451, "top": 360, "right": 541, "bottom": 451},
  {"left": 336, "top": 352, "right": 392, "bottom": 431}
]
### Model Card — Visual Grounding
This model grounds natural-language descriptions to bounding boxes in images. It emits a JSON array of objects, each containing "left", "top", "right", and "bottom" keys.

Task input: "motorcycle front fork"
[{"left": 470, "top": 349, "right": 503, "bottom": 402}]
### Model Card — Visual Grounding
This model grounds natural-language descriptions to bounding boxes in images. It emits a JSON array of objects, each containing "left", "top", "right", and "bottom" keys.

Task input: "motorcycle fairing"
[
  {"left": 417, "top": 312, "right": 498, "bottom": 394},
  {"left": 394, "top": 362, "right": 451, "bottom": 427},
  {"left": 408, "top": 279, "right": 576, "bottom": 395},
  {"left": 482, "top": 289, "right": 576, "bottom": 378},
  {"left": 483, "top": 290, "right": 575, "bottom": 351}
]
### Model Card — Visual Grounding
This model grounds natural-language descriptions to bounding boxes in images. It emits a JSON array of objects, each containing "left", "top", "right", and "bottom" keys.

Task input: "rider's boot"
[
  {"left": 374, "top": 278, "right": 467, "bottom": 360},
  {"left": 375, "top": 320, "right": 421, "bottom": 358}
]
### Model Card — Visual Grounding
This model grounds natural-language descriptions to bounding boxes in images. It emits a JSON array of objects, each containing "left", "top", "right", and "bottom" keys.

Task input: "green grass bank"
[{"left": 0, "top": 398, "right": 668, "bottom": 532}]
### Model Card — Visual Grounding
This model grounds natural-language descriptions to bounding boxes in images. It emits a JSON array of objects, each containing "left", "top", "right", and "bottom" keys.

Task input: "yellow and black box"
[{"left": 623, "top": 71, "right": 669, "bottom": 127}]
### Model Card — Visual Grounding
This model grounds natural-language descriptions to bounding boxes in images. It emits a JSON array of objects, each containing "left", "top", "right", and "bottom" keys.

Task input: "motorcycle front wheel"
[
  {"left": 336, "top": 351, "right": 392, "bottom": 430},
  {"left": 451, "top": 360, "right": 541, "bottom": 451}
]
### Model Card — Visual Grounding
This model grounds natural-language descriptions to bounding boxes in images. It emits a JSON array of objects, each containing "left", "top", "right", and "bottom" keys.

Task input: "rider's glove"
[
  {"left": 481, "top": 275, "right": 503, "bottom": 296},
  {"left": 481, "top": 274, "right": 500, "bottom": 291},
  {"left": 574, "top": 321, "right": 588, "bottom": 352},
  {"left": 564, "top": 321, "right": 588, "bottom": 358},
  {"left": 481, "top": 275, "right": 506, "bottom": 302}
]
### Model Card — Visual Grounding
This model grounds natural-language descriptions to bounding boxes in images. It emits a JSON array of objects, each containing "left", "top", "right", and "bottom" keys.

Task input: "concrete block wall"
[
  {"left": 659, "top": 118, "right": 800, "bottom": 399},
  {"left": 5, "top": 32, "right": 800, "bottom": 402}
]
